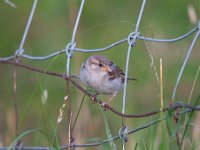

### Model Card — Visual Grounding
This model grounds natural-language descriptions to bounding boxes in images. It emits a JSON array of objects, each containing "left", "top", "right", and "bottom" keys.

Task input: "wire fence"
[{"left": 0, "top": 0, "right": 200, "bottom": 149}]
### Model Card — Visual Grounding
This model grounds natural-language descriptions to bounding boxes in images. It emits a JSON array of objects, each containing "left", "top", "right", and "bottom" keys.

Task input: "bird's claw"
[
  {"left": 91, "top": 95, "right": 98, "bottom": 104},
  {"left": 101, "top": 102, "right": 109, "bottom": 110}
]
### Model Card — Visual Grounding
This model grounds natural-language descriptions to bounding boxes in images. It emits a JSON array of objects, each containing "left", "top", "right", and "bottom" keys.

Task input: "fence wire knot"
[
  {"left": 65, "top": 42, "right": 76, "bottom": 75},
  {"left": 128, "top": 31, "right": 140, "bottom": 47},
  {"left": 65, "top": 42, "right": 76, "bottom": 58},
  {"left": 15, "top": 48, "right": 24, "bottom": 58},
  {"left": 119, "top": 125, "right": 128, "bottom": 142},
  {"left": 1, "top": 0, "right": 200, "bottom": 149}
]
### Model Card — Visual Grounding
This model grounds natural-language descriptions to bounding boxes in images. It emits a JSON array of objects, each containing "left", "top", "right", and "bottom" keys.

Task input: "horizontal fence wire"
[
  {"left": 0, "top": 0, "right": 200, "bottom": 149},
  {"left": 0, "top": 106, "right": 199, "bottom": 150},
  {"left": 0, "top": 25, "right": 198, "bottom": 61},
  {"left": 0, "top": 59, "right": 200, "bottom": 149}
]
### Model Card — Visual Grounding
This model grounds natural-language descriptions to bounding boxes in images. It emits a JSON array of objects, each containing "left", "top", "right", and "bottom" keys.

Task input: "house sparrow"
[{"left": 79, "top": 55, "right": 136, "bottom": 103}]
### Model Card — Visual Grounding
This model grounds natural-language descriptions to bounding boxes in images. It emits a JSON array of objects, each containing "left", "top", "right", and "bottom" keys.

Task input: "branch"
[{"left": 1, "top": 60, "right": 200, "bottom": 118}]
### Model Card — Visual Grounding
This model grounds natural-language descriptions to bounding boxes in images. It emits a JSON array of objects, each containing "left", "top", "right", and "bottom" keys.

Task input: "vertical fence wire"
[
  {"left": 121, "top": 0, "right": 146, "bottom": 149},
  {"left": 12, "top": 0, "right": 38, "bottom": 146},
  {"left": 122, "top": 0, "right": 146, "bottom": 115},
  {"left": 0, "top": 0, "right": 200, "bottom": 149},
  {"left": 15, "top": 0, "right": 38, "bottom": 57},
  {"left": 65, "top": 0, "right": 85, "bottom": 76},
  {"left": 64, "top": 0, "right": 85, "bottom": 148},
  {"left": 172, "top": 24, "right": 200, "bottom": 102}
]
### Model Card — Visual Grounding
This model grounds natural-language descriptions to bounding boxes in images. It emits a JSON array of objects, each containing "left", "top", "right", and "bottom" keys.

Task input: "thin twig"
[
  {"left": 66, "top": 80, "right": 73, "bottom": 150},
  {"left": 0, "top": 108, "right": 197, "bottom": 150},
  {"left": 72, "top": 94, "right": 86, "bottom": 131},
  {"left": 13, "top": 62, "right": 19, "bottom": 137},
  {"left": 1, "top": 60, "right": 200, "bottom": 118},
  {"left": 65, "top": 0, "right": 85, "bottom": 147}
]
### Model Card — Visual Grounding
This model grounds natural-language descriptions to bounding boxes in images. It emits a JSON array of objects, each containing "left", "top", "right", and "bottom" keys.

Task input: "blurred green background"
[{"left": 0, "top": 0, "right": 200, "bottom": 149}]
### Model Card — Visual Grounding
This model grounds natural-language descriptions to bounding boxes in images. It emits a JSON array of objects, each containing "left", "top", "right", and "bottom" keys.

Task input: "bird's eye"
[{"left": 99, "top": 63, "right": 103, "bottom": 67}]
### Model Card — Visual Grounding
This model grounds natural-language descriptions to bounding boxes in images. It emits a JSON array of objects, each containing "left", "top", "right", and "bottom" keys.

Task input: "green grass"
[{"left": 1, "top": 0, "right": 200, "bottom": 149}]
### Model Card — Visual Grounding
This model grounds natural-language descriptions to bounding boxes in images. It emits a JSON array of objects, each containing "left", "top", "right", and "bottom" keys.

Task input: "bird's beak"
[{"left": 101, "top": 66, "right": 112, "bottom": 72}]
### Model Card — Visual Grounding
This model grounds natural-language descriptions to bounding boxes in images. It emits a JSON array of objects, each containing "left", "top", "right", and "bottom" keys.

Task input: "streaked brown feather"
[{"left": 90, "top": 55, "right": 137, "bottom": 82}]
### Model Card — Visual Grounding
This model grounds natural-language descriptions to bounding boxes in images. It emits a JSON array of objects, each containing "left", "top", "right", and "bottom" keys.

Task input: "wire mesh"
[{"left": 0, "top": 0, "right": 200, "bottom": 149}]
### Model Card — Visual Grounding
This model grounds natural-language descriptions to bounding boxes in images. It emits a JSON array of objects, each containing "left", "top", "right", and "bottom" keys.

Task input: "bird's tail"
[{"left": 127, "top": 77, "right": 137, "bottom": 81}]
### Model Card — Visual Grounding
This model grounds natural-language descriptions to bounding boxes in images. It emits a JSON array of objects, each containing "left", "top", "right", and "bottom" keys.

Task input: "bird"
[{"left": 79, "top": 55, "right": 136, "bottom": 104}]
